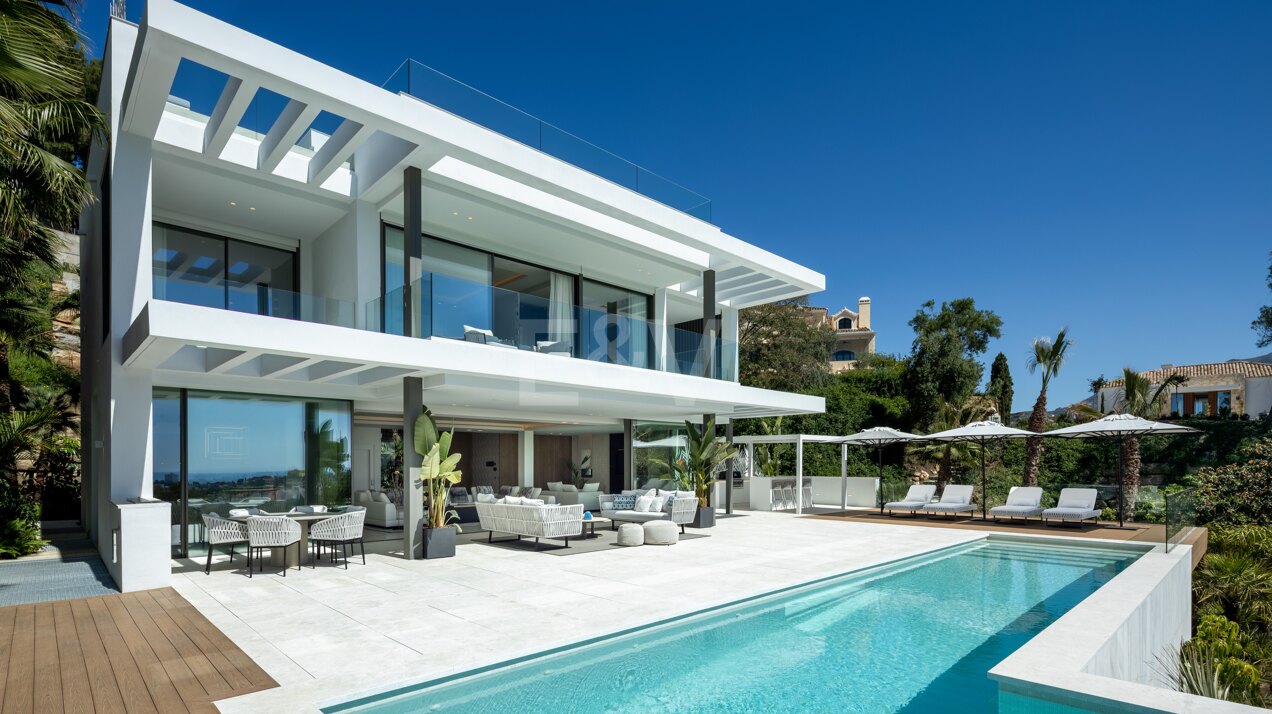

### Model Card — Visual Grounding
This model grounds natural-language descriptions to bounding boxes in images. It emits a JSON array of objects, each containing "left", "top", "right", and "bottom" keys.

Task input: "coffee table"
[{"left": 582, "top": 516, "right": 611, "bottom": 538}]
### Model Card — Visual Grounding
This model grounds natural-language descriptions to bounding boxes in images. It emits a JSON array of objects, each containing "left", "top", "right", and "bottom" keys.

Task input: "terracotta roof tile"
[{"left": 1104, "top": 361, "right": 1272, "bottom": 387}]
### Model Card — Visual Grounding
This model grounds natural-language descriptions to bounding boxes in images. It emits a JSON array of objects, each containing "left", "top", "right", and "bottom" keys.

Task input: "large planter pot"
[
  {"left": 692, "top": 506, "right": 715, "bottom": 529},
  {"left": 422, "top": 526, "right": 457, "bottom": 559}
]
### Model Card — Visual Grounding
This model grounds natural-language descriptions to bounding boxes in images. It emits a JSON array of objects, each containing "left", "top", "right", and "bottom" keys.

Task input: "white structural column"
[
  {"left": 795, "top": 435, "right": 804, "bottom": 516},
  {"left": 652, "top": 288, "right": 670, "bottom": 372},
  {"left": 840, "top": 443, "right": 849, "bottom": 509},
  {"left": 518, "top": 430, "right": 535, "bottom": 488},
  {"left": 721, "top": 306, "right": 740, "bottom": 381}
]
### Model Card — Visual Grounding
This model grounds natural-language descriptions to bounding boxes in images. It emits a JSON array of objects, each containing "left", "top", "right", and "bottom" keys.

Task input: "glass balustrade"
[
  {"left": 152, "top": 273, "right": 355, "bottom": 328},
  {"left": 365, "top": 273, "right": 737, "bottom": 381}
]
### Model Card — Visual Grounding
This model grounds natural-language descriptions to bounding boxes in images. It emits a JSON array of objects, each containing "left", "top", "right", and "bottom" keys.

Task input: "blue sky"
[{"left": 79, "top": 1, "right": 1272, "bottom": 413}]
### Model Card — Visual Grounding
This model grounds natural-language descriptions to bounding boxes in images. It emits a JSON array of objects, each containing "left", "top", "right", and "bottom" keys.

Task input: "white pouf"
[
  {"left": 617, "top": 522, "right": 645, "bottom": 547},
  {"left": 642, "top": 520, "right": 679, "bottom": 546}
]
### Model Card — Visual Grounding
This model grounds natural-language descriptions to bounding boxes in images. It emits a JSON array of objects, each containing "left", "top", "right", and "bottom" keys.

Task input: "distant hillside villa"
[
  {"left": 1099, "top": 361, "right": 1272, "bottom": 418},
  {"left": 807, "top": 297, "right": 876, "bottom": 371}
]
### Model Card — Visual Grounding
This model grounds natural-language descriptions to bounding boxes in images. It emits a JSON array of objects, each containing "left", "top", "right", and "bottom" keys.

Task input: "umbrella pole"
[
  {"left": 1118, "top": 435, "right": 1125, "bottom": 528},
  {"left": 877, "top": 446, "right": 885, "bottom": 514},
  {"left": 980, "top": 439, "right": 987, "bottom": 519}
]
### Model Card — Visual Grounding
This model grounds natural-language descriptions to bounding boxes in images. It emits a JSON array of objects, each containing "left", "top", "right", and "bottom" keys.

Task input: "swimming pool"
[{"left": 328, "top": 539, "right": 1144, "bottom": 713}]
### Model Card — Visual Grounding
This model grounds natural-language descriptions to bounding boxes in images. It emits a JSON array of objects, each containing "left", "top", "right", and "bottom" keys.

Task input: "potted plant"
[
  {"left": 566, "top": 454, "right": 591, "bottom": 489},
  {"left": 414, "top": 406, "right": 463, "bottom": 559},
  {"left": 660, "top": 419, "right": 737, "bottom": 529}
]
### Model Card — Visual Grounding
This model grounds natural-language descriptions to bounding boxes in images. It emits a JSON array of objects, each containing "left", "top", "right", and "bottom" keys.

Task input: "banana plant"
[
  {"left": 681, "top": 419, "right": 738, "bottom": 508},
  {"left": 413, "top": 406, "right": 464, "bottom": 530}
]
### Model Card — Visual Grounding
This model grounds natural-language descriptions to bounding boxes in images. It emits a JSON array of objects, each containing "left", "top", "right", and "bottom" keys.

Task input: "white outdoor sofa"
[
  {"left": 599, "top": 492, "right": 697, "bottom": 533},
  {"left": 922, "top": 484, "right": 975, "bottom": 518},
  {"left": 989, "top": 486, "right": 1045, "bottom": 522},
  {"left": 883, "top": 484, "right": 937, "bottom": 517},
  {"left": 475, "top": 501, "right": 584, "bottom": 549},
  {"left": 1042, "top": 488, "right": 1102, "bottom": 526},
  {"left": 354, "top": 490, "right": 403, "bottom": 528}
]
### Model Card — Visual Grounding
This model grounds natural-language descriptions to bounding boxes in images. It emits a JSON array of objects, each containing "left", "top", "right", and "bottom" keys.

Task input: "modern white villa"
[
  {"left": 27, "top": 3, "right": 1245, "bottom": 714},
  {"left": 79, "top": 0, "right": 824, "bottom": 593}
]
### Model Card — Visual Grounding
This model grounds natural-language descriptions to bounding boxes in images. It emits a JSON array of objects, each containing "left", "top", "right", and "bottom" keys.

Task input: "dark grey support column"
[
  {"left": 403, "top": 167, "right": 422, "bottom": 337},
  {"left": 702, "top": 268, "right": 716, "bottom": 378},
  {"left": 403, "top": 377, "right": 424, "bottom": 559},
  {"left": 623, "top": 419, "right": 635, "bottom": 490}
]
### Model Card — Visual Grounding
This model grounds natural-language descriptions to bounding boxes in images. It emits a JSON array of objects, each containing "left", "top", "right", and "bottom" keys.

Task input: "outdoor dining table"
[{"left": 226, "top": 510, "right": 341, "bottom": 568}]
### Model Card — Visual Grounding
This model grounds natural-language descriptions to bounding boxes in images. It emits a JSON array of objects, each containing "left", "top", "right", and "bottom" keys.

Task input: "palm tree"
[
  {"left": 1088, "top": 375, "right": 1107, "bottom": 412},
  {"left": 1022, "top": 328, "right": 1071, "bottom": 486},
  {"left": 0, "top": 0, "right": 106, "bottom": 411},
  {"left": 1117, "top": 367, "right": 1188, "bottom": 516},
  {"left": 907, "top": 395, "right": 996, "bottom": 492}
]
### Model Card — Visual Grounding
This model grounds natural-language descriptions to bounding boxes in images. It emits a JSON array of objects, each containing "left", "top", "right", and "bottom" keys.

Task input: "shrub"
[
  {"left": 1191, "top": 436, "right": 1272, "bottom": 526},
  {"left": 0, "top": 518, "right": 45, "bottom": 559}
]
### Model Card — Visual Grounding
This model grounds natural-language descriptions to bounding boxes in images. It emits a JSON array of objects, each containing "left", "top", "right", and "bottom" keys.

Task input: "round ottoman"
[
  {"left": 642, "top": 520, "right": 679, "bottom": 546},
  {"left": 616, "top": 522, "right": 645, "bottom": 547}
]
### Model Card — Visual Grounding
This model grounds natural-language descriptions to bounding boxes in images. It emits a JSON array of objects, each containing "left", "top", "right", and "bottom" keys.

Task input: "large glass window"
[
  {"left": 425, "top": 236, "right": 492, "bottom": 340},
  {"left": 151, "top": 389, "right": 352, "bottom": 558},
  {"left": 632, "top": 421, "right": 688, "bottom": 490},
  {"left": 153, "top": 223, "right": 297, "bottom": 317},
  {"left": 1170, "top": 393, "right": 1185, "bottom": 417},
  {"left": 580, "top": 279, "right": 651, "bottom": 367},
  {"left": 1193, "top": 394, "right": 1209, "bottom": 416},
  {"left": 1217, "top": 391, "right": 1232, "bottom": 416}
]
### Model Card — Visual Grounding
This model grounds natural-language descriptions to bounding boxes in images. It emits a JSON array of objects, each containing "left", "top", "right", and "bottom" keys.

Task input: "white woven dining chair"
[
  {"left": 245, "top": 515, "right": 302, "bottom": 577},
  {"left": 201, "top": 513, "right": 248, "bottom": 575},
  {"left": 309, "top": 509, "right": 366, "bottom": 568}
]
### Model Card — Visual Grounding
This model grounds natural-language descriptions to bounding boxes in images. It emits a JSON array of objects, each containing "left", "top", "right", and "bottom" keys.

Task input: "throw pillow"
[
  {"left": 503, "top": 496, "right": 523, "bottom": 505},
  {"left": 476, "top": 493, "right": 497, "bottom": 503},
  {"left": 561, "top": 484, "right": 579, "bottom": 493},
  {"left": 523, "top": 487, "right": 541, "bottom": 498},
  {"left": 634, "top": 495, "right": 655, "bottom": 513},
  {"left": 582, "top": 483, "right": 601, "bottom": 492},
  {"left": 648, "top": 495, "right": 666, "bottom": 512},
  {"left": 662, "top": 494, "right": 678, "bottom": 514},
  {"left": 547, "top": 481, "right": 564, "bottom": 491},
  {"left": 610, "top": 494, "right": 636, "bottom": 511},
  {"left": 373, "top": 492, "right": 391, "bottom": 503},
  {"left": 521, "top": 498, "right": 545, "bottom": 506}
]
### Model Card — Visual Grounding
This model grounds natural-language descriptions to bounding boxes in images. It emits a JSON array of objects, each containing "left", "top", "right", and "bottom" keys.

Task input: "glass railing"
[
  {"left": 1164, "top": 488, "right": 1197, "bottom": 552},
  {"left": 152, "top": 274, "right": 355, "bottom": 328},
  {"left": 366, "top": 273, "right": 736, "bottom": 380},
  {"left": 383, "top": 59, "right": 713, "bottom": 223}
]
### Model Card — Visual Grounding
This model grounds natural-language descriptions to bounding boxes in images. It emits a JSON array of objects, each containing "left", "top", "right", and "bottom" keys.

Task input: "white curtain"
[{"left": 548, "top": 272, "right": 574, "bottom": 352}]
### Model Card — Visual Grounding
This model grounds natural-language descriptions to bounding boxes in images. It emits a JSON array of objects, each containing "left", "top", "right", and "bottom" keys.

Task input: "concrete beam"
[
  {"left": 203, "top": 76, "right": 258, "bottom": 157},
  {"left": 308, "top": 120, "right": 375, "bottom": 186},
  {"left": 258, "top": 99, "right": 320, "bottom": 173}
]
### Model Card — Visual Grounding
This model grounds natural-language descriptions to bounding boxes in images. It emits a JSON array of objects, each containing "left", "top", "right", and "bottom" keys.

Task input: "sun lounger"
[
  {"left": 989, "top": 486, "right": 1044, "bottom": 521},
  {"left": 922, "top": 484, "right": 975, "bottom": 517},
  {"left": 1042, "top": 488, "right": 1102, "bottom": 525},
  {"left": 883, "top": 484, "right": 937, "bottom": 517}
]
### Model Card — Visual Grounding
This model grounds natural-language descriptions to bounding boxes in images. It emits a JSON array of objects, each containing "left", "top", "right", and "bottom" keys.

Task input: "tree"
[
  {"left": 1118, "top": 367, "right": 1188, "bottom": 516},
  {"left": 903, "top": 298, "right": 1002, "bottom": 430},
  {"left": 1022, "top": 328, "right": 1071, "bottom": 486},
  {"left": 1252, "top": 252, "right": 1272, "bottom": 348},
  {"left": 738, "top": 296, "right": 835, "bottom": 392},
  {"left": 1089, "top": 375, "right": 1108, "bottom": 412},
  {"left": 986, "top": 353, "right": 1013, "bottom": 423},
  {"left": 906, "top": 394, "right": 996, "bottom": 491},
  {"left": 0, "top": 0, "right": 105, "bottom": 411}
]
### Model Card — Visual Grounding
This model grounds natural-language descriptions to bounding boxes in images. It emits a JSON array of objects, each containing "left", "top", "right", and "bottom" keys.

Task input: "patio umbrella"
[
  {"left": 925, "top": 420, "right": 1036, "bottom": 518},
  {"left": 838, "top": 427, "right": 925, "bottom": 513},
  {"left": 1042, "top": 414, "right": 1200, "bottom": 528}
]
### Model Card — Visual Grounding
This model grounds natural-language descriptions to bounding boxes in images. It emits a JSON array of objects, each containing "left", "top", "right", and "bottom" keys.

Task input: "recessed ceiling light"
[
  {"left": 451, "top": 211, "right": 459, "bottom": 216},
  {"left": 467, "top": 216, "right": 474, "bottom": 220},
  {"left": 249, "top": 207, "right": 257, "bottom": 212},
  {"left": 229, "top": 201, "right": 237, "bottom": 206}
]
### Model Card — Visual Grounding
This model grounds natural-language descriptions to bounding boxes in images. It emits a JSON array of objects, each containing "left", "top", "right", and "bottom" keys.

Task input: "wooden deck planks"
[{"left": 0, "top": 589, "right": 276, "bottom": 714}]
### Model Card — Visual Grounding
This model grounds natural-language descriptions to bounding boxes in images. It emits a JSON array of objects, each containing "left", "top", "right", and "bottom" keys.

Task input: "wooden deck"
[
  {"left": 804, "top": 509, "right": 1209, "bottom": 567},
  {"left": 0, "top": 588, "right": 276, "bottom": 714}
]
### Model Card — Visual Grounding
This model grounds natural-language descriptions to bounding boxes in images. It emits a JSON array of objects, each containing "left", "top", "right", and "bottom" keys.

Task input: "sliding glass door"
[{"left": 152, "top": 389, "right": 352, "bottom": 558}]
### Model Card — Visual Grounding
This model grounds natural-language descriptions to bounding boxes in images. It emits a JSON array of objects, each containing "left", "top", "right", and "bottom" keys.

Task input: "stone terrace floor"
[{"left": 177, "top": 511, "right": 994, "bottom": 713}]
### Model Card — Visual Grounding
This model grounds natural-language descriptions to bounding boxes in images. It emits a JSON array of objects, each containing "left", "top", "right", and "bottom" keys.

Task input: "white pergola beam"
[
  {"left": 308, "top": 120, "right": 375, "bottom": 186},
  {"left": 717, "top": 278, "right": 785, "bottom": 302},
  {"left": 258, "top": 99, "right": 320, "bottom": 173},
  {"left": 120, "top": 34, "right": 181, "bottom": 138},
  {"left": 203, "top": 76, "right": 259, "bottom": 157}
]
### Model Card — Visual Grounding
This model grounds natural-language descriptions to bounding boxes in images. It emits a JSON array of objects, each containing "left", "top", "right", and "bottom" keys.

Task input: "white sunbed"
[
  {"left": 1041, "top": 488, "right": 1102, "bottom": 525},
  {"left": 922, "top": 484, "right": 975, "bottom": 518},
  {"left": 989, "top": 486, "right": 1044, "bottom": 521},
  {"left": 883, "top": 484, "right": 937, "bottom": 517}
]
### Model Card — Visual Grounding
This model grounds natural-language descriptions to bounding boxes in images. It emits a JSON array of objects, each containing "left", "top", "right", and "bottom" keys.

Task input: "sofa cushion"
[
  {"left": 547, "top": 481, "right": 564, "bottom": 491},
  {"left": 582, "top": 483, "right": 600, "bottom": 492},
  {"left": 502, "top": 496, "right": 523, "bottom": 505},
  {"left": 521, "top": 498, "right": 545, "bottom": 506},
  {"left": 476, "top": 493, "right": 497, "bottom": 503},
  {"left": 372, "top": 492, "right": 391, "bottom": 503},
  {"left": 560, "top": 484, "right": 579, "bottom": 493},
  {"left": 610, "top": 494, "right": 636, "bottom": 511},
  {"left": 648, "top": 495, "right": 666, "bottom": 512}
]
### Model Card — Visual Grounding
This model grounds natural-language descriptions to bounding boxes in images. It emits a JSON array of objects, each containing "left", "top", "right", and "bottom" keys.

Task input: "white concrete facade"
[{"left": 81, "top": 2, "right": 825, "bottom": 590}]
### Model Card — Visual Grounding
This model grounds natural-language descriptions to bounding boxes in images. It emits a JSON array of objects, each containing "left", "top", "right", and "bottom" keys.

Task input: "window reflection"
[{"left": 151, "top": 389, "right": 352, "bottom": 558}]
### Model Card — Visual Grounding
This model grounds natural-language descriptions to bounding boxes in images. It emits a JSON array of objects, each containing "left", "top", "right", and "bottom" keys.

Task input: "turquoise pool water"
[{"left": 329, "top": 539, "right": 1143, "bottom": 713}]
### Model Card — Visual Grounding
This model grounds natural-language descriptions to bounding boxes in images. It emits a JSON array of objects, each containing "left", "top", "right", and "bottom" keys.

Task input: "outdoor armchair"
[{"left": 246, "top": 515, "right": 302, "bottom": 577}]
